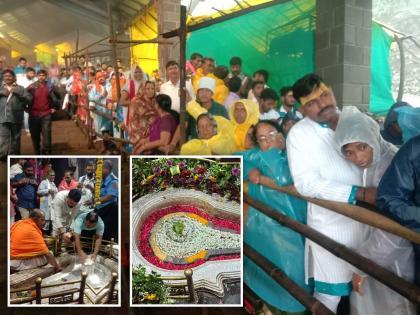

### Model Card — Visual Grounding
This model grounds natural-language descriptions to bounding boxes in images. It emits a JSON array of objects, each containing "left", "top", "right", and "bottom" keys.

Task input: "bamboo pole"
[
  {"left": 65, "top": 36, "right": 110, "bottom": 59},
  {"left": 396, "top": 35, "right": 405, "bottom": 102},
  {"left": 244, "top": 244, "right": 334, "bottom": 315},
  {"left": 257, "top": 180, "right": 420, "bottom": 245},
  {"left": 161, "top": 0, "right": 292, "bottom": 39},
  {"left": 78, "top": 272, "right": 87, "bottom": 304},
  {"left": 108, "top": 39, "right": 173, "bottom": 45},
  {"left": 75, "top": 28, "right": 80, "bottom": 63},
  {"left": 244, "top": 194, "right": 420, "bottom": 305},
  {"left": 108, "top": 1, "right": 121, "bottom": 102}
]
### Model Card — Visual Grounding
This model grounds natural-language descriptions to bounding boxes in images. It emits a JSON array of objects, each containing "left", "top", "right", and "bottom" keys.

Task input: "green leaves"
[
  {"left": 132, "top": 265, "right": 171, "bottom": 304},
  {"left": 172, "top": 220, "right": 185, "bottom": 236},
  {"left": 132, "top": 158, "right": 240, "bottom": 202}
]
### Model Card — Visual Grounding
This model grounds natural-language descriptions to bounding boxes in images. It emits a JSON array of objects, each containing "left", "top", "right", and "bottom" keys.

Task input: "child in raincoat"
[{"left": 334, "top": 106, "right": 415, "bottom": 315}]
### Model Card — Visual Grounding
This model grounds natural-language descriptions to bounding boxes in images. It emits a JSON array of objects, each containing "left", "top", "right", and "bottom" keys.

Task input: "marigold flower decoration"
[{"left": 95, "top": 159, "right": 103, "bottom": 205}]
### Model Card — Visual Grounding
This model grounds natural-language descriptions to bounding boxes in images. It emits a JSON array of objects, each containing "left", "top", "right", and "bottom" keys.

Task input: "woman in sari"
[
  {"left": 119, "top": 65, "right": 146, "bottom": 131},
  {"left": 135, "top": 94, "right": 179, "bottom": 154},
  {"left": 127, "top": 81, "right": 158, "bottom": 152}
]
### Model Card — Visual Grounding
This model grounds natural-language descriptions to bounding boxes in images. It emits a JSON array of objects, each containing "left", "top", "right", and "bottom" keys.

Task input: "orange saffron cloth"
[{"left": 10, "top": 219, "right": 49, "bottom": 259}]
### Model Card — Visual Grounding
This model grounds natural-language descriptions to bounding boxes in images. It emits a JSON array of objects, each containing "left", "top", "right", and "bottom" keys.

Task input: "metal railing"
[
  {"left": 161, "top": 268, "right": 196, "bottom": 303},
  {"left": 10, "top": 272, "right": 87, "bottom": 304}
]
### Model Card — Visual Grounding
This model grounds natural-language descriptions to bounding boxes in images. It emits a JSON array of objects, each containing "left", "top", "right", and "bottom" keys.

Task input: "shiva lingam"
[
  {"left": 133, "top": 188, "right": 241, "bottom": 298},
  {"left": 150, "top": 212, "right": 240, "bottom": 265}
]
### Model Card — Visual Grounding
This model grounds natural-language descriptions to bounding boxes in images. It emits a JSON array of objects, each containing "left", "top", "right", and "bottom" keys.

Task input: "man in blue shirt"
[
  {"left": 14, "top": 57, "right": 27, "bottom": 79},
  {"left": 95, "top": 160, "right": 118, "bottom": 241},
  {"left": 70, "top": 211, "right": 104, "bottom": 262},
  {"left": 12, "top": 162, "right": 38, "bottom": 219}
]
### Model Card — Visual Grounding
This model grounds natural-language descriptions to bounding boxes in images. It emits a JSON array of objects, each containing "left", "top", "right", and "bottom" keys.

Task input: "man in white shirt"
[
  {"left": 160, "top": 60, "right": 195, "bottom": 113},
  {"left": 17, "top": 67, "right": 37, "bottom": 88},
  {"left": 50, "top": 189, "right": 82, "bottom": 237},
  {"left": 78, "top": 161, "right": 95, "bottom": 213},
  {"left": 286, "top": 73, "right": 369, "bottom": 312},
  {"left": 9, "top": 158, "right": 26, "bottom": 179},
  {"left": 259, "top": 88, "right": 280, "bottom": 121},
  {"left": 17, "top": 67, "right": 37, "bottom": 135}
]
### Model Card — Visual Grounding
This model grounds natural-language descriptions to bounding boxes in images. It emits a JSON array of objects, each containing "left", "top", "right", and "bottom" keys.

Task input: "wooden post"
[
  {"left": 396, "top": 35, "right": 405, "bottom": 102},
  {"left": 110, "top": 237, "right": 114, "bottom": 258},
  {"left": 75, "top": 28, "right": 80, "bottom": 64},
  {"left": 184, "top": 268, "right": 195, "bottom": 303},
  {"left": 245, "top": 244, "right": 334, "bottom": 315},
  {"left": 64, "top": 52, "right": 69, "bottom": 71},
  {"left": 85, "top": 49, "right": 94, "bottom": 149},
  {"left": 91, "top": 235, "right": 96, "bottom": 252},
  {"left": 35, "top": 277, "right": 42, "bottom": 304},
  {"left": 179, "top": 5, "right": 187, "bottom": 146},
  {"left": 244, "top": 194, "right": 420, "bottom": 305},
  {"left": 107, "top": 272, "right": 118, "bottom": 303},
  {"left": 108, "top": 1, "right": 121, "bottom": 101},
  {"left": 78, "top": 272, "right": 87, "bottom": 304}
]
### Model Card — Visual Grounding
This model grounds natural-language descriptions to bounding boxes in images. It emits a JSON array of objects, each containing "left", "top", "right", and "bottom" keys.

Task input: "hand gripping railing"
[{"left": 244, "top": 193, "right": 420, "bottom": 307}]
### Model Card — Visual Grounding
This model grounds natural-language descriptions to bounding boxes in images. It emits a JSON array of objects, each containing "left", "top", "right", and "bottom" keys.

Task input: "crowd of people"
[
  {"left": 2, "top": 52, "right": 420, "bottom": 314},
  {"left": 0, "top": 54, "right": 304, "bottom": 157},
  {"left": 9, "top": 158, "right": 119, "bottom": 272}
]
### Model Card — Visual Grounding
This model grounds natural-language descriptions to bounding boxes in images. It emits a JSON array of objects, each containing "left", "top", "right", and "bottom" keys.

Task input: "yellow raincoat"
[
  {"left": 181, "top": 101, "right": 236, "bottom": 155},
  {"left": 229, "top": 99, "right": 260, "bottom": 151},
  {"left": 192, "top": 68, "right": 228, "bottom": 104}
]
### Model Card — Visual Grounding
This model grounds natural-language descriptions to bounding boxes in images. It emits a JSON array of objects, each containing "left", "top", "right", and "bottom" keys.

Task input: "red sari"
[{"left": 127, "top": 93, "right": 157, "bottom": 153}]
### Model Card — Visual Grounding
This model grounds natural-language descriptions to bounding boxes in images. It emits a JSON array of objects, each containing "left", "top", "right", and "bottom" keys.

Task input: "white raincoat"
[
  {"left": 287, "top": 115, "right": 369, "bottom": 295},
  {"left": 335, "top": 106, "right": 415, "bottom": 315}
]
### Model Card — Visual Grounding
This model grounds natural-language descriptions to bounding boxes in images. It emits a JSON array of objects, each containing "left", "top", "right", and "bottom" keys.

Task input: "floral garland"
[
  {"left": 138, "top": 205, "right": 240, "bottom": 270},
  {"left": 132, "top": 159, "right": 241, "bottom": 202},
  {"left": 95, "top": 159, "right": 103, "bottom": 205}
]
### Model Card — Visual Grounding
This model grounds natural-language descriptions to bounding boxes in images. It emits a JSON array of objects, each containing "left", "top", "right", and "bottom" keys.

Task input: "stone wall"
[
  {"left": 316, "top": 0, "right": 372, "bottom": 111},
  {"left": 157, "top": 0, "right": 180, "bottom": 80}
]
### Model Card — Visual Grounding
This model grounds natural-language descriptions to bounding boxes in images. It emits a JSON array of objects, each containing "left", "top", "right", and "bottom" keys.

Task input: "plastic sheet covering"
[
  {"left": 241, "top": 147, "right": 312, "bottom": 312},
  {"left": 349, "top": 228, "right": 416, "bottom": 315},
  {"left": 180, "top": 116, "right": 237, "bottom": 155},
  {"left": 395, "top": 106, "right": 420, "bottom": 144}
]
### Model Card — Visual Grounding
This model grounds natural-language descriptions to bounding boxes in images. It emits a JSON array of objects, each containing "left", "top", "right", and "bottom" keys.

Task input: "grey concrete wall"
[
  {"left": 316, "top": 0, "right": 372, "bottom": 111},
  {"left": 158, "top": 0, "right": 180, "bottom": 80}
]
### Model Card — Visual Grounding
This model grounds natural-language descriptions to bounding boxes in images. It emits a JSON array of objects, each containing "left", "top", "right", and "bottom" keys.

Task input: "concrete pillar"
[
  {"left": 316, "top": 0, "right": 372, "bottom": 111},
  {"left": 157, "top": 0, "right": 180, "bottom": 80}
]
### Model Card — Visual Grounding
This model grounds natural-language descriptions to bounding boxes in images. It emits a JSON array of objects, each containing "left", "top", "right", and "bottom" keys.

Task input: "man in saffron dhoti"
[{"left": 10, "top": 209, "right": 61, "bottom": 272}]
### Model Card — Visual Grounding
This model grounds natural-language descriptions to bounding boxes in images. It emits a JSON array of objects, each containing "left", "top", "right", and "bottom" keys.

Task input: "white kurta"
[
  {"left": 286, "top": 117, "right": 369, "bottom": 292},
  {"left": 37, "top": 179, "right": 58, "bottom": 220},
  {"left": 50, "top": 190, "right": 81, "bottom": 235}
]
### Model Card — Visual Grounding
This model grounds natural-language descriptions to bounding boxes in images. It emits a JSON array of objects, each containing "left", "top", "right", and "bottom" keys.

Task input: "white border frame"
[
  {"left": 7, "top": 155, "right": 122, "bottom": 308},
  {"left": 129, "top": 155, "right": 243, "bottom": 307}
]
